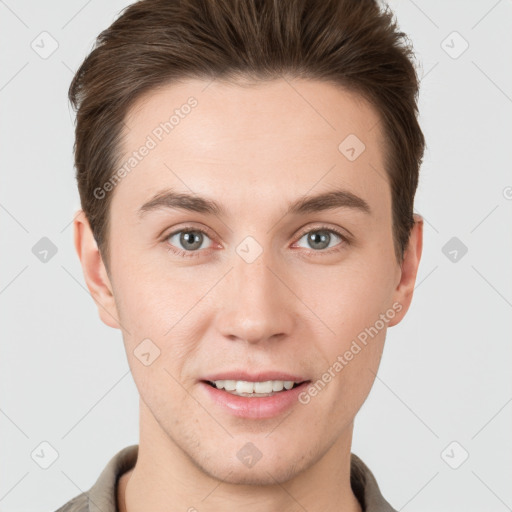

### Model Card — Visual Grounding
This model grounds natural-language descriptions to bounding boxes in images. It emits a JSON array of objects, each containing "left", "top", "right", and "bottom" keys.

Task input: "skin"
[{"left": 74, "top": 77, "right": 423, "bottom": 512}]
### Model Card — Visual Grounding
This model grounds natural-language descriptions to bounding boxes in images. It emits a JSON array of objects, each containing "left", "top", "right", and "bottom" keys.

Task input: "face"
[{"left": 75, "top": 77, "right": 422, "bottom": 485}]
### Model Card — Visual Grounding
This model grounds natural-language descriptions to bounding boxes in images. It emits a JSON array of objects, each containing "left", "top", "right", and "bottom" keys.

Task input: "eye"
[
  {"left": 162, "top": 224, "right": 350, "bottom": 259},
  {"left": 165, "top": 227, "right": 213, "bottom": 258},
  {"left": 294, "top": 226, "right": 348, "bottom": 253}
]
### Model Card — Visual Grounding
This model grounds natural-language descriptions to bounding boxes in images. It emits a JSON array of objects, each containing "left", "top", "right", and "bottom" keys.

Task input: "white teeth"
[
  {"left": 224, "top": 380, "right": 236, "bottom": 391},
  {"left": 236, "top": 380, "right": 254, "bottom": 394},
  {"left": 254, "top": 381, "right": 273, "bottom": 393},
  {"left": 272, "top": 380, "right": 285, "bottom": 392},
  {"left": 212, "top": 379, "right": 298, "bottom": 394}
]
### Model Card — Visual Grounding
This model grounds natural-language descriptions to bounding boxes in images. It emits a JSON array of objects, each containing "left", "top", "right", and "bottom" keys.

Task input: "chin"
[
  {"left": 203, "top": 460, "right": 300, "bottom": 486},
  {"left": 193, "top": 443, "right": 318, "bottom": 486}
]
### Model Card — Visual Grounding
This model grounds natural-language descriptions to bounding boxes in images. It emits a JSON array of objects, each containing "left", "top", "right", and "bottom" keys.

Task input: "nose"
[{"left": 214, "top": 246, "right": 297, "bottom": 345}]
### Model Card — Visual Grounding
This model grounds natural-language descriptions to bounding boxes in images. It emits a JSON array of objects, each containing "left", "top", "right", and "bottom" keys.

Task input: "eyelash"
[{"left": 163, "top": 225, "right": 350, "bottom": 259}]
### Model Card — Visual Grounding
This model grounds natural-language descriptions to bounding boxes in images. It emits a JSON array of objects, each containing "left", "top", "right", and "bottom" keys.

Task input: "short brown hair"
[{"left": 69, "top": 0, "right": 425, "bottom": 272}]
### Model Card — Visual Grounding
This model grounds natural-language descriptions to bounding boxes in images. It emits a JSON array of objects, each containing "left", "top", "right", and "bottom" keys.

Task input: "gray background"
[{"left": 1, "top": 0, "right": 511, "bottom": 510}]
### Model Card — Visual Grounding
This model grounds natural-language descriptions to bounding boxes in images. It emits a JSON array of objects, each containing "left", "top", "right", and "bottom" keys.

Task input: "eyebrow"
[{"left": 137, "top": 187, "right": 371, "bottom": 219}]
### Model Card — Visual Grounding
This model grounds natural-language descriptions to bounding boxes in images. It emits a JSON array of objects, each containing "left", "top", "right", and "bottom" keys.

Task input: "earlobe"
[
  {"left": 387, "top": 214, "right": 424, "bottom": 327},
  {"left": 73, "top": 209, "right": 121, "bottom": 329}
]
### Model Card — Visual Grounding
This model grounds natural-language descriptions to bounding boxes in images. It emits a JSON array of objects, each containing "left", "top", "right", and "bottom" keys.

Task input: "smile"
[
  {"left": 205, "top": 379, "right": 304, "bottom": 397},
  {"left": 200, "top": 380, "right": 312, "bottom": 419}
]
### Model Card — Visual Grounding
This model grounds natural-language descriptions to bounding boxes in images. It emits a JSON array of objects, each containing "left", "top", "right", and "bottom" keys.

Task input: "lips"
[
  {"left": 197, "top": 370, "right": 313, "bottom": 419},
  {"left": 200, "top": 379, "right": 312, "bottom": 419}
]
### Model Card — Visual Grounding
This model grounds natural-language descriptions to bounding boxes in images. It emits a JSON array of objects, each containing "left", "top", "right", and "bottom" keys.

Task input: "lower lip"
[{"left": 199, "top": 381, "right": 311, "bottom": 419}]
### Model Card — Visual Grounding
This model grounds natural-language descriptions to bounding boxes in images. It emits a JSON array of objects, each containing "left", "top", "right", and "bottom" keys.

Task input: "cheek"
[
  {"left": 113, "top": 271, "right": 201, "bottom": 411},
  {"left": 112, "top": 244, "right": 185, "bottom": 327},
  {"left": 305, "top": 258, "right": 395, "bottom": 338},
  {"left": 300, "top": 259, "right": 395, "bottom": 402},
  {"left": 110, "top": 260, "right": 190, "bottom": 363}
]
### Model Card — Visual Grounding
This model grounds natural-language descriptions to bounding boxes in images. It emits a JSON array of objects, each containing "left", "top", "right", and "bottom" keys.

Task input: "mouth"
[
  {"left": 201, "top": 379, "right": 310, "bottom": 398},
  {"left": 199, "top": 378, "right": 312, "bottom": 419}
]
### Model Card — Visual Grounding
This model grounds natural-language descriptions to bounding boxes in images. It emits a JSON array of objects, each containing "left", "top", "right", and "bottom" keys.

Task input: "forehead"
[{"left": 112, "top": 77, "right": 389, "bottom": 216}]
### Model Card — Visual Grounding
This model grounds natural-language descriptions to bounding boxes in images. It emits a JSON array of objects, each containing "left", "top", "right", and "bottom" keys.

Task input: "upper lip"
[{"left": 201, "top": 371, "right": 310, "bottom": 383}]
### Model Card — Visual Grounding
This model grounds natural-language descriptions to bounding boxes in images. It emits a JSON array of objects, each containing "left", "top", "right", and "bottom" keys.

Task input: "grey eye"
[
  {"left": 297, "top": 229, "right": 342, "bottom": 251},
  {"left": 168, "top": 230, "right": 211, "bottom": 251}
]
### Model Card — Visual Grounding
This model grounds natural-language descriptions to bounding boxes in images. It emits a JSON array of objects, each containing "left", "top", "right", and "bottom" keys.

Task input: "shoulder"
[
  {"left": 53, "top": 491, "right": 88, "bottom": 512},
  {"left": 52, "top": 444, "right": 138, "bottom": 512},
  {"left": 350, "top": 453, "right": 398, "bottom": 512}
]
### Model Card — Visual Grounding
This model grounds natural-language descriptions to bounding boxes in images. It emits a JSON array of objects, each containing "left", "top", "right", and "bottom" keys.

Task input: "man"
[{"left": 56, "top": 0, "right": 425, "bottom": 510}]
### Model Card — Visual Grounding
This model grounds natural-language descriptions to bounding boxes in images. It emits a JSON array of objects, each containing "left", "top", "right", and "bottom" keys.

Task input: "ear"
[
  {"left": 73, "top": 209, "right": 121, "bottom": 329},
  {"left": 387, "top": 214, "right": 423, "bottom": 327}
]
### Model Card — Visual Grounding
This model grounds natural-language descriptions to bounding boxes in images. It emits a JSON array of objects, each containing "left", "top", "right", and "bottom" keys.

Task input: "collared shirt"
[{"left": 54, "top": 444, "right": 397, "bottom": 512}]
